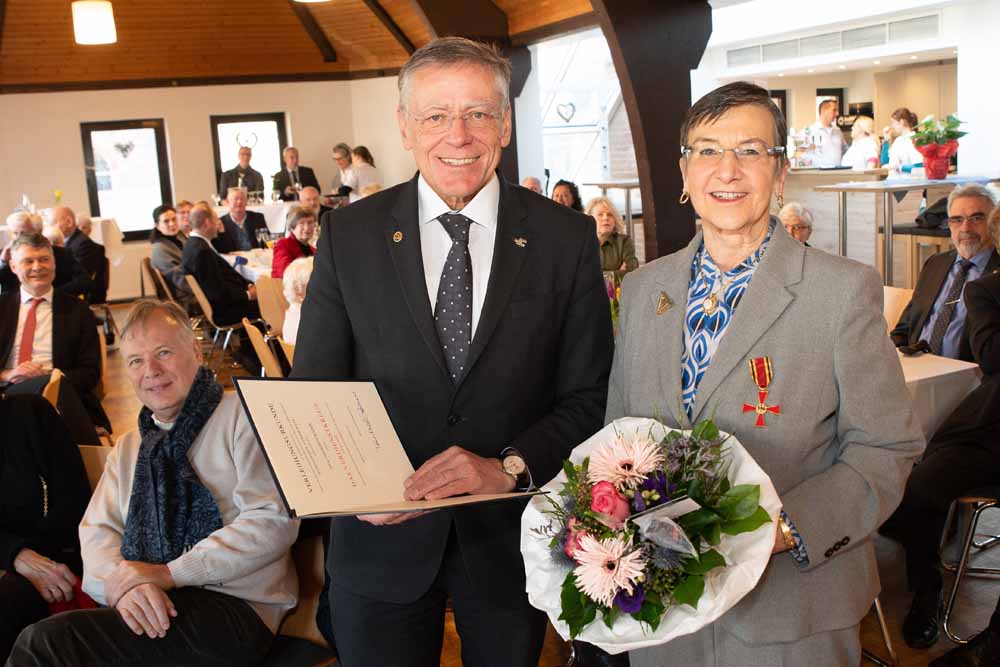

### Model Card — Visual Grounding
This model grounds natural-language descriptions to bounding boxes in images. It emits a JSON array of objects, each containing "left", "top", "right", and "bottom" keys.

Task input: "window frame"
[{"left": 209, "top": 112, "right": 289, "bottom": 194}]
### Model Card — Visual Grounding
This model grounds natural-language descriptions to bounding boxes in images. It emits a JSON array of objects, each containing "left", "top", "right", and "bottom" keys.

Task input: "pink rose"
[
  {"left": 564, "top": 517, "right": 588, "bottom": 560},
  {"left": 590, "top": 481, "right": 631, "bottom": 530}
]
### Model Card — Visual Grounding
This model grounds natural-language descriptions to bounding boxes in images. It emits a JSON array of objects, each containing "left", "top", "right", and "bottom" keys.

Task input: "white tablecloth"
[
  {"left": 214, "top": 202, "right": 294, "bottom": 234},
  {"left": 900, "top": 351, "right": 981, "bottom": 438},
  {"left": 223, "top": 249, "right": 272, "bottom": 283}
]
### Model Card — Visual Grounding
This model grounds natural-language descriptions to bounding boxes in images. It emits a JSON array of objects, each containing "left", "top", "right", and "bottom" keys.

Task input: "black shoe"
[
  {"left": 569, "top": 641, "right": 630, "bottom": 667},
  {"left": 930, "top": 628, "right": 1000, "bottom": 666},
  {"left": 903, "top": 590, "right": 941, "bottom": 649}
]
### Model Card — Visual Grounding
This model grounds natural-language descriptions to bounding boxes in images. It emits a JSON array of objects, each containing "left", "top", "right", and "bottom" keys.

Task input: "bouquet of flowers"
[
  {"left": 521, "top": 417, "right": 780, "bottom": 654},
  {"left": 603, "top": 271, "right": 621, "bottom": 332}
]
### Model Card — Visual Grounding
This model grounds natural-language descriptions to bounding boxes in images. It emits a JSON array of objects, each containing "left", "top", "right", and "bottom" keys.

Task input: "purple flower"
[{"left": 613, "top": 585, "right": 645, "bottom": 614}]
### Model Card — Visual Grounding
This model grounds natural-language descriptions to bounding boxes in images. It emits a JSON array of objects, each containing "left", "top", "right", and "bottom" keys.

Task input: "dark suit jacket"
[
  {"left": 270, "top": 235, "right": 312, "bottom": 279},
  {"left": 0, "top": 246, "right": 93, "bottom": 299},
  {"left": 0, "top": 289, "right": 107, "bottom": 428},
  {"left": 215, "top": 211, "right": 268, "bottom": 253},
  {"left": 218, "top": 166, "right": 264, "bottom": 199},
  {"left": 273, "top": 166, "right": 320, "bottom": 201},
  {"left": 292, "top": 174, "right": 613, "bottom": 608},
  {"left": 890, "top": 248, "right": 1000, "bottom": 360},
  {"left": 180, "top": 236, "right": 254, "bottom": 326},
  {"left": 65, "top": 230, "right": 107, "bottom": 303}
]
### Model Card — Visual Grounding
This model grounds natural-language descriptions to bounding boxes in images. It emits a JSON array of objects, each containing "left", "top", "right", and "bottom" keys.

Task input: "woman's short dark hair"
[
  {"left": 680, "top": 81, "right": 787, "bottom": 156},
  {"left": 352, "top": 145, "right": 375, "bottom": 168},
  {"left": 552, "top": 179, "right": 583, "bottom": 212},
  {"left": 891, "top": 107, "right": 918, "bottom": 130}
]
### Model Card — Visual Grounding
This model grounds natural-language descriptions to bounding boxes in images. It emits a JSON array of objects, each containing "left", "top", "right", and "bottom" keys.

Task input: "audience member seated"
[
  {"left": 0, "top": 233, "right": 108, "bottom": 444},
  {"left": 586, "top": 196, "right": 637, "bottom": 279},
  {"left": 281, "top": 257, "right": 313, "bottom": 345},
  {"left": 841, "top": 116, "right": 880, "bottom": 170},
  {"left": 271, "top": 207, "right": 316, "bottom": 279},
  {"left": 174, "top": 200, "right": 193, "bottom": 238},
  {"left": 217, "top": 187, "right": 267, "bottom": 253},
  {"left": 75, "top": 215, "right": 92, "bottom": 238},
  {"left": 1, "top": 212, "right": 92, "bottom": 299},
  {"left": 551, "top": 179, "right": 583, "bottom": 211},
  {"left": 341, "top": 146, "right": 380, "bottom": 203},
  {"left": 149, "top": 205, "right": 193, "bottom": 307},
  {"left": 358, "top": 183, "right": 381, "bottom": 198},
  {"left": 6, "top": 300, "right": 299, "bottom": 666},
  {"left": 41, "top": 226, "right": 64, "bottom": 248},
  {"left": 0, "top": 393, "right": 92, "bottom": 662},
  {"left": 778, "top": 202, "right": 814, "bottom": 246},
  {"left": 53, "top": 206, "right": 107, "bottom": 304},
  {"left": 891, "top": 183, "right": 999, "bottom": 359},
  {"left": 521, "top": 176, "right": 542, "bottom": 194},
  {"left": 273, "top": 146, "right": 319, "bottom": 202},
  {"left": 298, "top": 186, "right": 332, "bottom": 222},
  {"left": 882, "top": 210, "right": 1000, "bottom": 654},
  {"left": 217, "top": 146, "right": 264, "bottom": 199}
]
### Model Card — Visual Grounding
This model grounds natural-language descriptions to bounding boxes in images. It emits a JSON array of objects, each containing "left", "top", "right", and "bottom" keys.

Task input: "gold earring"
[
  {"left": 679, "top": 191, "right": 690, "bottom": 205},
  {"left": 776, "top": 193, "right": 784, "bottom": 209}
]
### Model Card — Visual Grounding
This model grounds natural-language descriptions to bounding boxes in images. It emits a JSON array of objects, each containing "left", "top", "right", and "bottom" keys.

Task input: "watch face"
[{"left": 503, "top": 455, "right": 526, "bottom": 476}]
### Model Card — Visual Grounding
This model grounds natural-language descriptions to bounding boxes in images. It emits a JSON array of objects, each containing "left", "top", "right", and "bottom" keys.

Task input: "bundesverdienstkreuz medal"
[{"left": 742, "top": 356, "right": 780, "bottom": 427}]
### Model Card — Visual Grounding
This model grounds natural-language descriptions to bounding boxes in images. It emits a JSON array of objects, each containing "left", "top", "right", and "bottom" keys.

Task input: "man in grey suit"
[
  {"left": 217, "top": 146, "right": 264, "bottom": 199},
  {"left": 612, "top": 82, "right": 923, "bottom": 664}
]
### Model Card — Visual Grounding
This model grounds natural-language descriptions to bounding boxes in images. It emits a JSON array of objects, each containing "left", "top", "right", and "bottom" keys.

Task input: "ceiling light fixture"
[
  {"left": 778, "top": 73, "right": 785, "bottom": 77},
  {"left": 72, "top": 1, "right": 117, "bottom": 45},
  {"left": 807, "top": 69, "right": 815, "bottom": 73},
  {"left": 910, "top": 55, "right": 919, "bottom": 60},
  {"left": 873, "top": 60, "right": 881, "bottom": 65},
  {"left": 838, "top": 65, "right": 846, "bottom": 70}
]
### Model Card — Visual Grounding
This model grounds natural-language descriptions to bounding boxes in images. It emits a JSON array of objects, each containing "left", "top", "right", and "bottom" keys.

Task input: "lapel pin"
[
  {"left": 656, "top": 292, "right": 673, "bottom": 315},
  {"left": 514, "top": 237, "right": 527, "bottom": 248},
  {"left": 392, "top": 231, "right": 403, "bottom": 243}
]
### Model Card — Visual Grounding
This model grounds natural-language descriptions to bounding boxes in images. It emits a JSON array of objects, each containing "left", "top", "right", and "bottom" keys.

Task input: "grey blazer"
[
  {"left": 150, "top": 238, "right": 193, "bottom": 302},
  {"left": 607, "top": 222, "right": 924, "bottom": 645}
]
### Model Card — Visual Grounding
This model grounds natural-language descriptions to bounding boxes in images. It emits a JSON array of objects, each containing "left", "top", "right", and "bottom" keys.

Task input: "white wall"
[
  {"left": 347, "top": 76, "right": 417, "bottom": 190},
  {"left": 515, "top": 46, "right": 546, "bottom": 187}
]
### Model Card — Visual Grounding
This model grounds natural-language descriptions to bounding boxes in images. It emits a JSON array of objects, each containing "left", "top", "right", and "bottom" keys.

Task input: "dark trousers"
[
  {"left": 2, "top": 374, "right": 99, "bottom": 445},
  {"left": 0, "top": 573, "right": 49, "bottom": 662},
  {"left": 882, "top": 443, "right": 1000, "bottom": 596},
  {"left": 330, "top": 524, "right": 546, "bottom": 667},
  {"left": 6, "top": 587, "right": 272, "bottom": 667}
]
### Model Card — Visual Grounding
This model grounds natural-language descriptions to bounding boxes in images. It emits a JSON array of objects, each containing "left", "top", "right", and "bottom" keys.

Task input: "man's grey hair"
[
  {"left": 283, "top": 146, "right": 299, "bottom": 157},
  {"left": 120, "top": 298, "right": 196, "bottom": 347},
  {"left": 398, "top": 37, "right": 512, "bottom": 112},
  {"left": 332, "top": 142, "right": 352, "bottom": 158},
  {"left": 11, "top": 232, "right": 52, "bottom": 257},
  {"left": 227, "top": 186, "right": 248, "bottom": 199},
  {"left": 947, "top": 183, "right": 999, "bottom": 213},
  {"left": 6, "top": 211, "right": 44, "bottom": 234},
  {"left": 777, "top": 202, "right": 814, "bottom": 228}
]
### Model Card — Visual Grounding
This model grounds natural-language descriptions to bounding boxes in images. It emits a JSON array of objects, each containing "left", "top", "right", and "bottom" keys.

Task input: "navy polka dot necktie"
[{"left": 435, "top": 213, "right": 473, "bottom": 383}]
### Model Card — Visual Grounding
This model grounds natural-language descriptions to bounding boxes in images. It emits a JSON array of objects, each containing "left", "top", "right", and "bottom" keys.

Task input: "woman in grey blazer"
[
  {"left": 149, "top": 204, "right": 193, "bottom": 306},
  {"left": 609, "top": 82, "right": 924, "bottom": 664}
]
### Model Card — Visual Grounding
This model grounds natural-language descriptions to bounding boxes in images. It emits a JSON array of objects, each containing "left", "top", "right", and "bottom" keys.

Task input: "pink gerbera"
[
  {"left": 573, "top": 535, "right": 647, "bottom": 608},
  {"left": 588, "top": 433, "right": 664, "bottom": 490}
]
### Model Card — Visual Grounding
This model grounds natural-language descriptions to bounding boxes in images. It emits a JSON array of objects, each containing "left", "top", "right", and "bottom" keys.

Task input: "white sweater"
[{"left": 80, "top": 393, "right": 300, "bottom": 633}]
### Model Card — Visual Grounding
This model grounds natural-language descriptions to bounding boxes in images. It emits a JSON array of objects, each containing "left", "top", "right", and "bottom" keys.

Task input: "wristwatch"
[
  {"left": 501, "top": 452, "right": 531, "bottom": 492},
  {"left": 778, "top": 515, "right": 796, "bottom": 551}
]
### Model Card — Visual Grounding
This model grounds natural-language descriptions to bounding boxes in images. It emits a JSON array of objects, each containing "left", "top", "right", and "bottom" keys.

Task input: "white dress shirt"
[
  {"left": 889, "top": 132, "right": 925, "bottom": 171},
  {"left": 5, "top": 287, "right": 54, "bottom": 370},
  {"left": 343, "top": 163, "right": 382, "bottom": 202},
  {"left": 809, "top": 121, "right": 845, "bottom": 167},
  {"left": 418, "top": 173, "right": 498, "bottom": 338}
]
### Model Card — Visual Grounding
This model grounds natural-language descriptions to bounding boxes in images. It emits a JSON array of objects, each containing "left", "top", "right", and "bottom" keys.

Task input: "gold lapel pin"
[
  {"left": 514, "top": 237, "right": 527, "bottom": 248},
  {"left": 656, "top": 292, "right": 673, "bottom": 316},
  {"left": 392, "top": 231, "right": 403, "bottom": 243}
]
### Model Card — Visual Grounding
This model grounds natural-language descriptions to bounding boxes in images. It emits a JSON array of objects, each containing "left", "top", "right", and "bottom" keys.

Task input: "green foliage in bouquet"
[{"left": 913, "top": 114, "right": 967, "bottom": 146}]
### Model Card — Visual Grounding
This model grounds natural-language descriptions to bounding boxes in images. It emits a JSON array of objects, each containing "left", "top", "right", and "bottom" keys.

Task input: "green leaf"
[
  {"left": 677, "top": 507, "right": 719, "bottom": 534},
  {"left": 673, "top": 574, "right": 705, "bottom": 608},
  {"left": 721, "top": 506, "right": 772, "bottom": 536},
  {"left": 684, "top": 548, "right": 726, "bottom": 575},
  {"left": 706, "top": 521, "right": 721, "bottom": 546},
  {"left": 664, "top": 430, "right": 682, "bottom": 443},
  {"left": 602, "top": 605, "right": 620, "bottom": 629},
  {"left": 559, "top": 572, "right": 598, "bottom": 639},
  {"left": 716, "top": 484, "right": 760, "bottom": 521},
  {"left": 563, "top": 459, "right": 578, "bottom": 483},
  {"left": 633, "top": 596, "right": 665, "bottom": 631},
  {"left": 691, "top": 419, "right": 719, "bottom": 441}
]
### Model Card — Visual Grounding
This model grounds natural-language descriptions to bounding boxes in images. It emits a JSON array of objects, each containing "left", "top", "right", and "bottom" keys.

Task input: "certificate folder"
[{"left": 233, "top": 378, "right": 541, "bottom": 518}]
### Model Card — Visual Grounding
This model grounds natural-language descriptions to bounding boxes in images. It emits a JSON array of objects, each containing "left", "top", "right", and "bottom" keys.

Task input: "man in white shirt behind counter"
[{"left": 809, "top": 98, "right": 845, "bottom": 167}]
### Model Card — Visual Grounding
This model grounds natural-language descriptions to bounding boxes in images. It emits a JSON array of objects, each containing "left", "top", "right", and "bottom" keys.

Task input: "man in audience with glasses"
[{"left": 891, "top": 183, "right": 999, "bottom": 360}]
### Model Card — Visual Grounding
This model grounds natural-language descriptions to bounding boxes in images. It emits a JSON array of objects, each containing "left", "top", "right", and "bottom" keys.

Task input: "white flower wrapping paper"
[{"left": 520, "top": 417, "right": 781, "bottom": 654}]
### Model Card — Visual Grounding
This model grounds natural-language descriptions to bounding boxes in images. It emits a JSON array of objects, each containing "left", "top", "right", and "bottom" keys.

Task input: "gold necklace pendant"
[{"left": 702, "top": 294, "right": 718, "bottom": 315}]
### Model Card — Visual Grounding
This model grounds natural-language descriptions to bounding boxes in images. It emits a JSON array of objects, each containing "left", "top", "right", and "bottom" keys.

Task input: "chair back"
[
  {"left": 279, "top": 534, "right": 331, "bottom": 648},
  {"left": 78, "top": 445, "right": 112, "bottom": 491},
  {"left": 185, "top": 275, "right": 218, "bottom": 327},
  {"left": 95, "top": 327, "right": 107, "bottom": 401},
  {"left": 141, "top": 257, "right": 165, "bottom": 300},
  {"left": 42, "top": 369, "right": 64, "bottom": 411},
  {"left": 883, "top": 286, "right": 914, "bottom": 334},
  {"left": 256, "top": 275, "right": 288, "bottom": 335},
  {"left": 279, "top": 338, "right": 295, "bottom": 367},
  {"left": 243, "top": 317, "right": 284, "bottom": 377}
]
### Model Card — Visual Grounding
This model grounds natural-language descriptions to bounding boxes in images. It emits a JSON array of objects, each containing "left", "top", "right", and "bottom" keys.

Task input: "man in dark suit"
[
  {"left": 298, "top": 186, "right": 332, "bottom": 221},
  {"left": 0, "top": 233, "right": 107, "bottom": 445},
  {"left": 1, "top": 211, "right": 93, "bottom": 298},
  {"left": 891, "top": 184, "right": 999, "bottom": 360},
  {"left": 218, "top": 146, "right": 264, "bottom": 199},
  {"left": 292, "top": 38, "right": 613, "bottom": 666},
  {"left": 272, "top": 147, "right": 320, "bottom": 201},
  {"left": 53, "top": 205, "right": 107, "bottom": 303},
  {"left": 216, "top": 187, "right": 268, "bottom": 253}
]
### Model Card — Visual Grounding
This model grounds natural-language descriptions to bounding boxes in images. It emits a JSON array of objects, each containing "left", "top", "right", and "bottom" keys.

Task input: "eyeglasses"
[
  {"left": 946, "top": 213, "right": 988, "bottom": 226},
  {"left": 408, "top": 110, "right": 501, "bottom": 134},
  {"left": 681, "top": 141, "right": 785, "bottom": 166},
  {"left": 784, "top": 224, "right": 810, "bottom": 232}
]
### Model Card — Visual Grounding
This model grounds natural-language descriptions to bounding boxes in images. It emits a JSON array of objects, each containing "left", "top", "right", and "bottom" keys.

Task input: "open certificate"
[{"left": 233, "top": 378, "right": 541, "bottom": 518}]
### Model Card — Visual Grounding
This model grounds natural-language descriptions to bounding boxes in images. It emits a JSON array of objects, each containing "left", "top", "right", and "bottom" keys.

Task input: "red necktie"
[{"left": 17, "top": 297, "right": 43, "bottom": 365}]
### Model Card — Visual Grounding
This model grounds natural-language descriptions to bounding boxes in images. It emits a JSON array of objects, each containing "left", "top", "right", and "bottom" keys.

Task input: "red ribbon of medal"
[{"left": 742, "top": 356, "right": 780, "bottom": 427}]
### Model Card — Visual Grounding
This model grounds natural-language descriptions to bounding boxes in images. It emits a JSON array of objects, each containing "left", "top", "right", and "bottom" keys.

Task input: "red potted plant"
[{"left": 913, "top": 114, "right": 966, "bottom": 180}]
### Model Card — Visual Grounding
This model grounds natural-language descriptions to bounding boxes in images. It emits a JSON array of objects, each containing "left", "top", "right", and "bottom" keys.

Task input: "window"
[
  {"left": 210, "top": 113, "right": 288, "bottom": 202},
  {"left": 81, "top": 119, "right": 173, "bottom": 242}
]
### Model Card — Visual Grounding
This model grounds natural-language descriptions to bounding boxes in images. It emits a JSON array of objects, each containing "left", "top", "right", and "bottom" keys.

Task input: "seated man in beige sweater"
[{"left": 7, "top": 299, "right": 299, "bottom": 667}]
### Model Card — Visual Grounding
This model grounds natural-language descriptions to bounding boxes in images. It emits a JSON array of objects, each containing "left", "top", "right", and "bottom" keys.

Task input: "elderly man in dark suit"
[
  {"left": 1, "top": 212, "right": 92, "bottom": 298},
  {"left": 272, "top": 147, "right": 320, "bottom": 202},
  {"left": 216, "top": 187, "right": 268, "bottom": 253},
  {"left": 0, "top": 233, "right": 107, "bottom": 444},
  {"left": 53, "top": 205, "right": 107, "bottom": 304},
  {"left": 218, "top": 146, "right": 264, "bottom": 199},
  {"left": 292, "top": 37, "right": 612, "bottom": 666},
  {"left": 891, "top": 183, "right": 999, "bottom": 360}
]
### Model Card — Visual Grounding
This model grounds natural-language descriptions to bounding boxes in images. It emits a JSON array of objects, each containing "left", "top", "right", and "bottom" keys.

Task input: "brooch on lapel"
[
  {"left": 392, "top": 231, "right": 403, "bottom": 243},
  {"left": 514, "top": 237, "right": 527, "bottom": 248},
  {"left": 742, "top": 356, "right": 780, "bottom": 427},
  {"left": 656, "top": 292, "right": 673, "bottom": 315}
]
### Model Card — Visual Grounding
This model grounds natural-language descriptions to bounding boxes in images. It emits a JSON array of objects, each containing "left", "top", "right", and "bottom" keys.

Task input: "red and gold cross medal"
[{"left": 742, "top": 356, "right": 780, "bottom": 427}]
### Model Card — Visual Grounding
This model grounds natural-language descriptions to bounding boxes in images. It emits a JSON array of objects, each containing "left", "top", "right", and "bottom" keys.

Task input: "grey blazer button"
[
  {"left": 840, "top": 537, "right": 850, "bottom": 547},
  {"left": 447, "top": 413, "right": 461, "bottom": 426},
  {"left": 825, "top": 548, "right": 834, "bottom": 558}
]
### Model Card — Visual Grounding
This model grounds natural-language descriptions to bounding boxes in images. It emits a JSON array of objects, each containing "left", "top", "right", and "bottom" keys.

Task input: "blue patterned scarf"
[{"left": 121, "top": 366, "right": 224, "bottom": 564}]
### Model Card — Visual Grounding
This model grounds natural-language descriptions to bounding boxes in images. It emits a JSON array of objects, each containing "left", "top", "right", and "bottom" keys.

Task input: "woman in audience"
[
  {"left": 551, "top": 179, "right": 583, "bottom": 211},
  {"left": 841, "top": 116, "right": 880, "bottom": 170},
  {"left": 271, "top": 206, "right": 316, "bottom": 279},
  {"left": 887, "top": 107, "right": 924, "bottom": 173},
  {"left": 149, "top": 204, "right": 194, "bottom": 306},
  {"left": 281, "top": 257, "right": 314, "bottom": 344},
  {"left": 778, "top": 202, "right": 814, "bottom": 245},
  {"left": 586, "top": 196, "right": 638, "bottom": 278},
  {"left": 342, "top": 146, "right": 381, "bottom": 203},
  {"left": 0, "top": 394, "right": 93, "bottom": 660}
]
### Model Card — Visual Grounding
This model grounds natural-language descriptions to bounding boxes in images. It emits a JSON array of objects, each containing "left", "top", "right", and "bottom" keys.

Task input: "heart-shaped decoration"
[{"left": 556, "top": 102, "right": 576, "bottom": 123}]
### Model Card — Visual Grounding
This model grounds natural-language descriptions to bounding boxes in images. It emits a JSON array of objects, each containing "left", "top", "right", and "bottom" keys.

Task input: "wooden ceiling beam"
[
  {"left": 362, "top": 0, "right": 415, "bottom": 55},
  {"left": 288, "top": 1, "right": 338, "bottom": 63},
  {"left": 410, "top": 0, "right": 508, "bottom": 44}
]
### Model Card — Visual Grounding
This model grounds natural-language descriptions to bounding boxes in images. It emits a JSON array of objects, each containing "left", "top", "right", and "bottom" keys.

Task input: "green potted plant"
[{"left": 913, "top": 114, "right": 966, "bottom": 180}]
